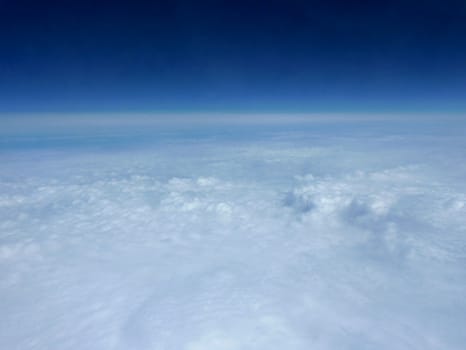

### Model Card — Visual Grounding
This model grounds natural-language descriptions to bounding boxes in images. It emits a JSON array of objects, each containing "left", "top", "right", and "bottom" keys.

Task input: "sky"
[
  {"left": 2, "top": 2, "right": 466, "bottom": 349},
  {"left": 1, "top": 0, "right": 466, "bottom": 113}
]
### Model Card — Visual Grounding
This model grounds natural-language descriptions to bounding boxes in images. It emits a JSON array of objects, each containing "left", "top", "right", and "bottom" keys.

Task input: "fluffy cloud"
[{"left": 1, "top": 126, "right": 466, "bottom": 349}]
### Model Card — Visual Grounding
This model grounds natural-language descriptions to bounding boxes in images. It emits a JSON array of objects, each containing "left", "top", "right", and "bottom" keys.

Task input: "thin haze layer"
[{"left": 0, "top": 116, "right": 466, "bottom": 349}]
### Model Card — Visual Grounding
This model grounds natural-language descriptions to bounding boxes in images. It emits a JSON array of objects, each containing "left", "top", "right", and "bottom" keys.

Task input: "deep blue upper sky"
[{"left": 1, "top": 0, "right": 466, "bottom": 113}]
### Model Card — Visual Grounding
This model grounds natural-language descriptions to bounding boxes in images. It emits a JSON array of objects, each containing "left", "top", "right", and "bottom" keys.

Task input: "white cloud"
[{"left": 1, "top": 124, "right": 466, "bottom": 349}]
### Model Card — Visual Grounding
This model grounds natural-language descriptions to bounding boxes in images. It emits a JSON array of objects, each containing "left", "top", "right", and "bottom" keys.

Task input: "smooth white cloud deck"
[{"left": 1, "top": 117, "right": 466, "bottom": 349}]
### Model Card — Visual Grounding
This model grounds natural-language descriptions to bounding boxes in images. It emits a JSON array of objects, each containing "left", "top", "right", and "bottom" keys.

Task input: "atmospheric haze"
[{"left": 1, "top": 114, "right": 466, "bottom": 350}]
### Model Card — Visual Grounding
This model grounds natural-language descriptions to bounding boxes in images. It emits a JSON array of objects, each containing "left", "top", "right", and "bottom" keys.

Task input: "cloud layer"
[{"left": 1, "top": 125, "right": 466, "bottom": 349}]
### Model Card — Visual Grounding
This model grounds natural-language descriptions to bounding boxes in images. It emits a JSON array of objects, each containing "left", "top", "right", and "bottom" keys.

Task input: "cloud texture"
[{"left": 1, "top": 123, "right": 466, "bottom": 349}]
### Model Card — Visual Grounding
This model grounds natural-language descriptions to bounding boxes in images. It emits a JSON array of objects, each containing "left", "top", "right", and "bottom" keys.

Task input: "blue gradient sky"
[{"left": 1, "top": 0, "right": 466, "bottom": 113}]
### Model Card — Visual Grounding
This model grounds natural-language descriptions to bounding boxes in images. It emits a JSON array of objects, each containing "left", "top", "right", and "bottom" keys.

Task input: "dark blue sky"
[{"left": 1, "top": 0, "right": 466, "bottom": 113}]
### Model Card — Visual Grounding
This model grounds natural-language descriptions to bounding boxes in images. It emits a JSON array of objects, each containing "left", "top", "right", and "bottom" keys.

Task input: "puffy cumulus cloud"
[{"left": 1, "top": 129, "right": 466, "bottom": 350}]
